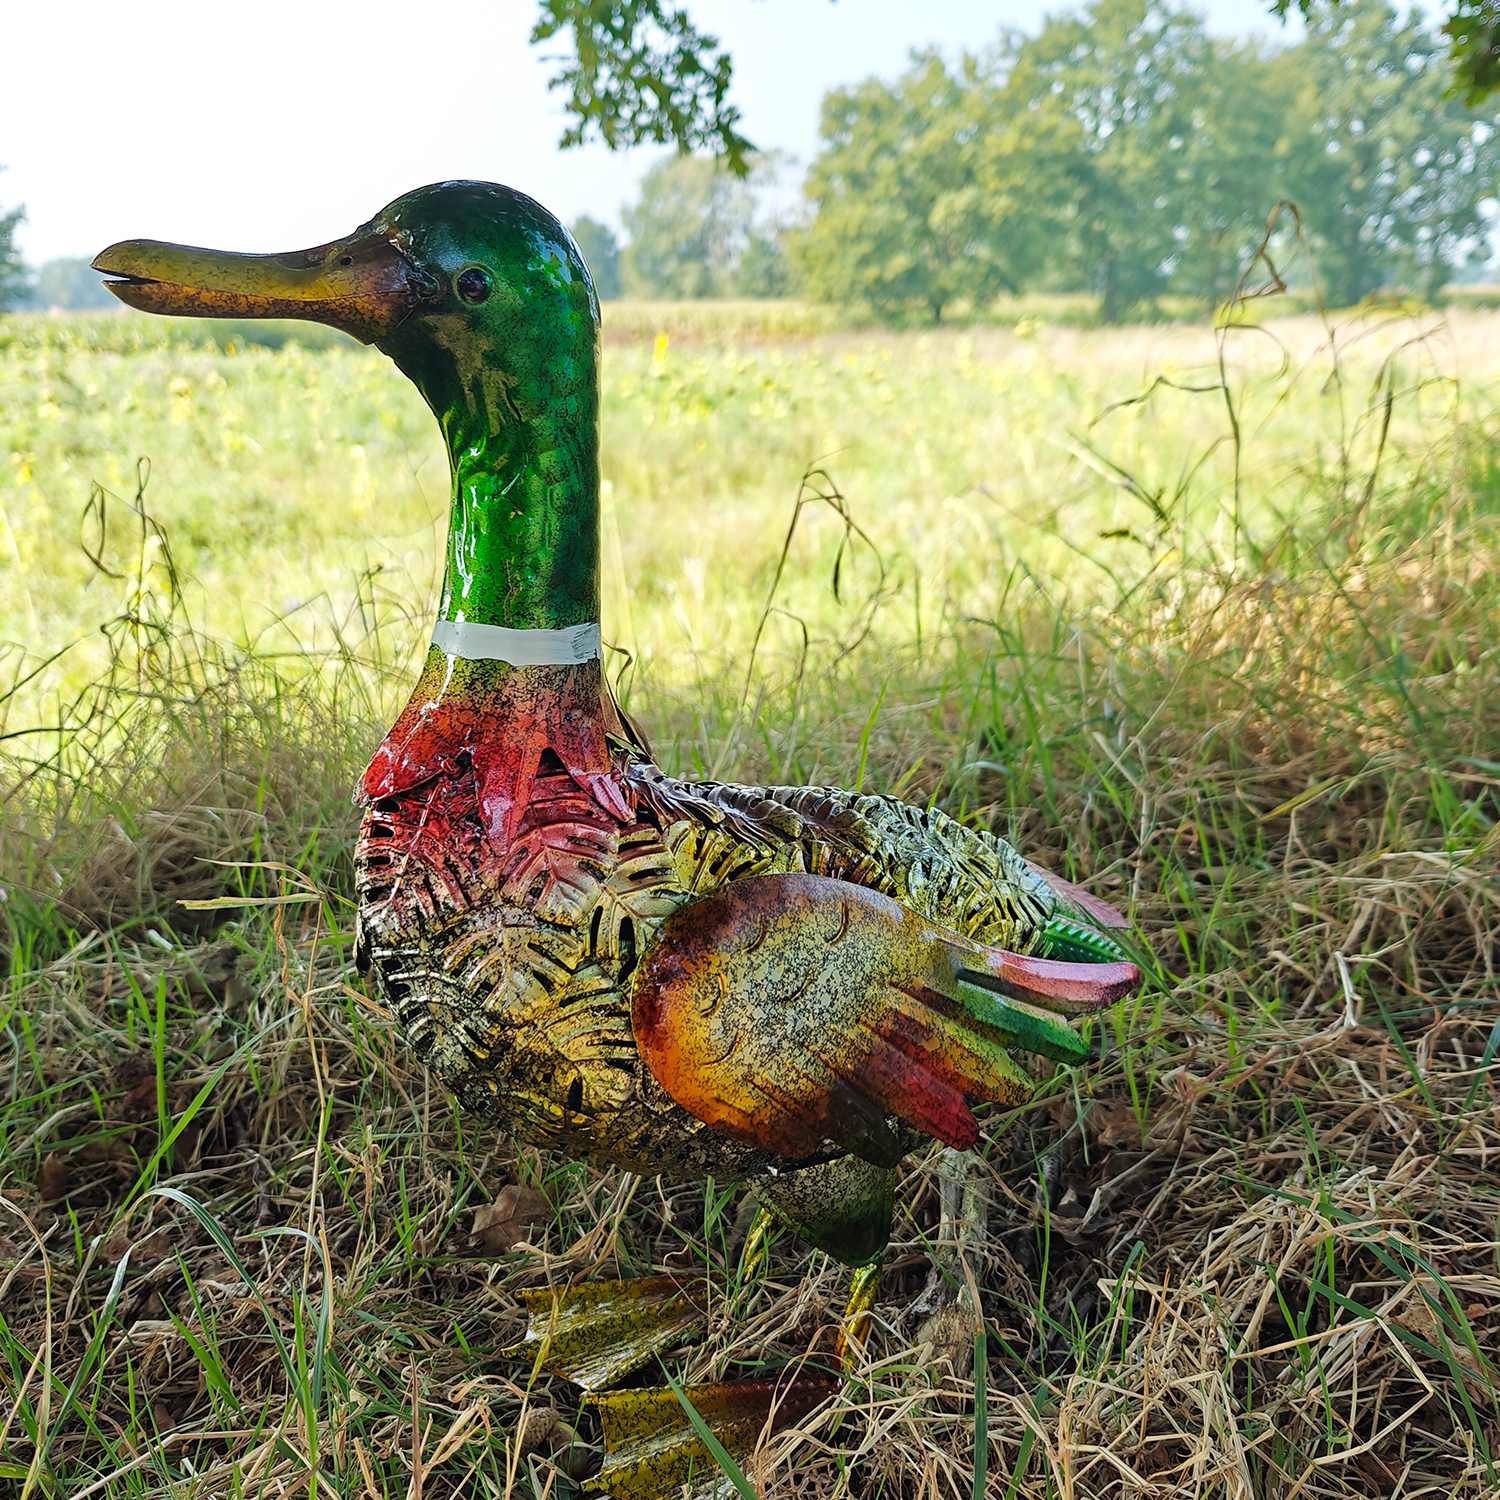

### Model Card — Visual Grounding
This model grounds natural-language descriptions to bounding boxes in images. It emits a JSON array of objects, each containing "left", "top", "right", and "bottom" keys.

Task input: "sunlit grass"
[
  {"left": 0, "top": 300, "right": 1497, "bottom": 1497},
  {"left": 4, "top": 304, "right": 1494, "bottom": 720}
]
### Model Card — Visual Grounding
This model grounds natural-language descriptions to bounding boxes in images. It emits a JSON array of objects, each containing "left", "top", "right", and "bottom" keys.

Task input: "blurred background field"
[{"left": 4, "top": 298, "right": 1494, "bottom": 732}]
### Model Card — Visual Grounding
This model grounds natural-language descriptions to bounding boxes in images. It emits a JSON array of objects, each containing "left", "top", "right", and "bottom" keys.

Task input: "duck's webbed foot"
[
  {"left": 508, "top": 1275, "right": 712, "bottom": 1391},
  {"left": 586, "top": 1373, "right": 839, "bottom": 1499},
  {"left": 507, "top": 1266, "right": 833, "bottom": 1497},
  {"left": 505, "top": 1158, "right": 896, "bottom": 1497},
  {"left": 579, "top": 1232, "right": 882, "bottom": 1497}
]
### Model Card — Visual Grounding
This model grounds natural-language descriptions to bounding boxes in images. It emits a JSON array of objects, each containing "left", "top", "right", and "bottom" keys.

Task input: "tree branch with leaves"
[
  {"left": 532, "top": 0, "right": 755, "bottom": 172},
  {"left": 529, "top": 0, "right": 1497, "bottom": 180}
]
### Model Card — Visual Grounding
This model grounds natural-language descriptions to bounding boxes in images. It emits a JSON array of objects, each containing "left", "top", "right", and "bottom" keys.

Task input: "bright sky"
[{"left": 6, "top": 0, "right": 1285, "bottom": 266}]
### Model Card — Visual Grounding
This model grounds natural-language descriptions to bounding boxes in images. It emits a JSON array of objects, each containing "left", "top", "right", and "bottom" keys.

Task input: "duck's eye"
[
  {"left": 456, "top": 267, "right": 492, "bottom": 304},
  {"left": 337, "top": 254, "right": 354, "bottom": 267}
]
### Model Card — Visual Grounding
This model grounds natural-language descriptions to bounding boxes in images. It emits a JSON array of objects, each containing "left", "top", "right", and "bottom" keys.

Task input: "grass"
[{"left": 0, "top": 293, "right": 1498, "bottom": 1498}]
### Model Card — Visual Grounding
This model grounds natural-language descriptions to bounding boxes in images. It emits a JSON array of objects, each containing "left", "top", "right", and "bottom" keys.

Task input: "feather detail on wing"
[
  {"left": 631, "top": 873, "right": 1140, "bottom": 1164},
  {"left": 631, "top": 771, "right": 1066, "bottom": 952}
]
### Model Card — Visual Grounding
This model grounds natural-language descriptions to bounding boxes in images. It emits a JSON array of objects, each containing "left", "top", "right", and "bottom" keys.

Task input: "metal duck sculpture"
[{"left": 96, "top": 182, "right": 1142, "bottom": 1498}]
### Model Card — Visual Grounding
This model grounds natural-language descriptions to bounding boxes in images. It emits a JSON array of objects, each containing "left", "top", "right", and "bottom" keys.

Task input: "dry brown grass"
[{"left": 1, "top": 311, "right": 1497, "bottom": 1498}]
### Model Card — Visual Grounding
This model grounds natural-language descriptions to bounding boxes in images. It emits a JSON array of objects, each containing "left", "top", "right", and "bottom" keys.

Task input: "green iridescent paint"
[
  {"left": 94, "top": 180, "right": 603, "bottom": 638},
  {"left": 373, "top": 183, "right": 602, "bottom": 633}
]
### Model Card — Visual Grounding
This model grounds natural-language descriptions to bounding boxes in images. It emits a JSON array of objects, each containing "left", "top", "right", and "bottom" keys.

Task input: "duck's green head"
[
  {"left": 94, "top": 180, "right": 599, "bottom": 448},
  {"left": 96, "top": 181, "right": 604, "bottom": 635}
]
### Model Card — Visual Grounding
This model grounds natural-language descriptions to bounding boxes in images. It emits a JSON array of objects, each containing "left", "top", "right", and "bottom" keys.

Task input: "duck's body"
[
  {"left": 355, "top": 677, "right": 1072, "bottom": 1179},
  {"left": 97, "top": 180, "right": 1142, "bottom": 1495}
]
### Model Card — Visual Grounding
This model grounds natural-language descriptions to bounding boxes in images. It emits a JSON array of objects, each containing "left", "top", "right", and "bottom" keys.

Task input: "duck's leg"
[
  {"left": 734, "top": 1202, "right": 778, "bottom": 1287},
  {"left": 732, "top": 1191, "right": 883, "bottom": 1384},
  {"left": 507, "top": 1198, "right": 793, "bottom": 1395},
  {"left": 835, "top": 1259, "right": 883, "bottom": 1369},
  {"left": 582, "top": 1156, "right": 894, "bottom": 1498},
  {"left": 912, "top": 1146, "right": 986, "bottom": 1358}
]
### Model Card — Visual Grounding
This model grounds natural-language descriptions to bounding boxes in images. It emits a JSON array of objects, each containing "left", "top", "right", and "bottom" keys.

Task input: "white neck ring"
[{"left": 431, "top": 619, "right": 602, "bottom": 666}]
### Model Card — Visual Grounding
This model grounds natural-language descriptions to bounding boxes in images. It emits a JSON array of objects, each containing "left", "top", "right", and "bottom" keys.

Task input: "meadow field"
[{"left": 1, "top": 299, "right": 1498, "bottom": 1498}]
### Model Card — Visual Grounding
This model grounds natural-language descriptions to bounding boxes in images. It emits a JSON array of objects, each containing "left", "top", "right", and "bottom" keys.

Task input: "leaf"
[
  {"left": 1087, "top": 1098, "right": 1142, "bottom": 1149},
  {"left": 37, "top": 1152, "right": 70, "bottom": 1203},
  {"left": 471, "top": 1185, "right": 549, "bottom": 1254}
]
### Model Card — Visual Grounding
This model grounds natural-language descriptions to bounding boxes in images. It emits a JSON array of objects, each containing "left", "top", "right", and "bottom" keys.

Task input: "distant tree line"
[
  {"left": 0, "top": 167, "right": 26, "bottom": 310},
  {"left": 569, "top": 153, "right": 791, "bottom": 301},
  {"left": 794, "top": 0, "right": 1500, "bottom": 321},
  {"left": 0, "top": 164, "right": 123, "bottom": 312},
  {"left": 579, "top": 0, "right": 1496, "bottom": 322},
  {"left": 532, "top": 0, "right": 1500, "bottom": 174}
]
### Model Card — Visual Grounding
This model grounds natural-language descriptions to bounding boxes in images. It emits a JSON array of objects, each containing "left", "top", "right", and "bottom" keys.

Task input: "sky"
[{"left": 6, "top": 0, "right": 1287, "bottom": 266}]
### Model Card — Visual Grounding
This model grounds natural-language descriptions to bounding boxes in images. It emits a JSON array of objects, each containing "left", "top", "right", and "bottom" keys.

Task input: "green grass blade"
[
  {"left": 660, "top": 1362, "right": 760, "bottom": 1500},
  {"left": 971, "top": 1326, "right": 988, "bottom": 1500}
]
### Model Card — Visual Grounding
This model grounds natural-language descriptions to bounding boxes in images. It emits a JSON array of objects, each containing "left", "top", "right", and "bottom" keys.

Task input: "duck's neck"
[
  {"left": 401, "top": 305, "right": 602, "bottom": 639},
  {"left": 361, "top": 305, "right": 632, "bottom": 839},
  {"left": 425, "top": 404, "right": 602, "bottom": 667}
]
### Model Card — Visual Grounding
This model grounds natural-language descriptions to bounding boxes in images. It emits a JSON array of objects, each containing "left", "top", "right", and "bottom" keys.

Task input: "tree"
[
  {"left": 569, "top": 216, "right": 622, "bottom": 299},
  {"left": 532, "top": 1, "right": 751, "bottom": 171},
  {"left": 734, "top": 231, "right": 790, "bottom": 297},
  {"left": 781, "top": 0, "right": 1497, "bottom": 324},
  {"left": 1442, "top": 0, "right": 1500, "bottom": 101},
  {"left": 793, "top": 51, "right": 1077, "bottom": 323},
  {"left": 525, "top": 2, "right": 1500, "bottom": 176},
  {"left": 1285, "top": 0, "right": 1500, "bottom": 304},
  {"left": 27, "top": 257, "right": 119, "bottom": 311},
  {"left": 1172, "top": 42, "right": 1300, "bottom": 310},
  {"left": 0, "top": 168, "right": 28, "bottom": 312},
  {"left": 1274, "top": 0, "right": 1500, "bottom": 104},
  {"left": 795, "top": 10, "right": 1298, "bottom": 324},
  {"left": 620, "top": 153, "right": 787, "bottom": 298},
  {"left": 1004, "top": 0, "right": 1214, "bottom": 323}
]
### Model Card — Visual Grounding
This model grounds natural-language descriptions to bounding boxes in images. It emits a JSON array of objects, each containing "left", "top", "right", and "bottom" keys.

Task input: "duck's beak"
[{"left": 91, "top": 227, "right": 435, "bottom": 344}]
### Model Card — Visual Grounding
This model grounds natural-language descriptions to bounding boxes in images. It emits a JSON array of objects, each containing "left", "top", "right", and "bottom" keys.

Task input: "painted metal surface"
[
  {"left": 92, "top": 231, "right": 433, "bottom": 341},
  {"left": 588, "top": 1374, "right": 840, "bottom": 1499},
  {"left": 632, "top": 872, "right": 1135, "bottom": 1160},
  {"left": 512, "top": 1276, "right": 711, "bottom": 1391}
]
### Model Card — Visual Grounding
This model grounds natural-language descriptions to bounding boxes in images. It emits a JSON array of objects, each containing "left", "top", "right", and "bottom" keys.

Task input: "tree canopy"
[
  {"left": 791, "top": 52, "right": 1077, "bottom": 322},
  {"left": 1285, "top": 1, "right": 1499, "bottom": 303},
  {"left": 532, "top": 1, "right": 751, "bottom": 170},
  {"left": 1277, "top": 0, "right": 1500, "bottom": 103},
  {"left": 569, "top": 216, "right": 623, "bottom": 299},
  {"left": 1004, "top": 0, "right": 1215, "bottom": 323},
  {"left": 0, "top": 169, "right": 28, "bottom": 312},
  {"left": 25, "top": 257, "right": 119, "bottom": 311},
  {"left": 531, "top": 0, "right": 1499, "bottom": 173},
  {"left": 794, "top": 0, "right": 1499, "bottom": 322},
  {"left": 620, "top": 153, "right": 788, "bottom": 298}
]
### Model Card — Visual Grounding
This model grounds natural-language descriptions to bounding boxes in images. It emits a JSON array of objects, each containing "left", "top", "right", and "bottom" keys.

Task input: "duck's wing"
[
  {"left": 632, "top": 772, "right": 1129, "bottom": 959},
  {"left": 630, "top": 871, "right": 1139, "bottom": 1166}
]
